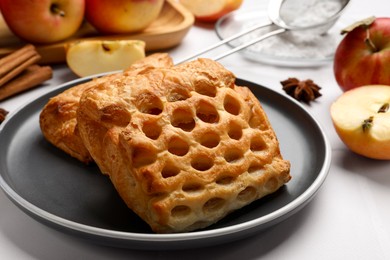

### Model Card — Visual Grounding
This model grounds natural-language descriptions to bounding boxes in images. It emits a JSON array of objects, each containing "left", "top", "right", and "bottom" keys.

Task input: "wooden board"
[{"left": 0, "top": 0, "right": 194, "bottom": 64}]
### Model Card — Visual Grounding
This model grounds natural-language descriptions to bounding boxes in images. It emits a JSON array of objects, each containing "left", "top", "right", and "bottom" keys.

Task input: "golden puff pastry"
[
  {"left": 39, "top": 53, "right": 173, "bottom": 163},
  {"left": 77, "top": 58, "right": 291, "bottom": 233}
]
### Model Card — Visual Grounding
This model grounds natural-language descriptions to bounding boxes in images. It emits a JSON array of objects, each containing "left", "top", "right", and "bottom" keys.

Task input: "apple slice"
[
  {"left": 330, "top": 85, "right": 390, "bottom": 160},
  {"left": 179, "top": 0, "right": 243, "bottom": 22},
  {"left": 66, "top": 40, "right": 146, "bottom": 77}
]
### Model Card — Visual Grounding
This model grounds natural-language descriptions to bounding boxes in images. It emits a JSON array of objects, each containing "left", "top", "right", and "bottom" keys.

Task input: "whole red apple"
[
  {"left": 334, "top": 17, "right": 390, "bottom": 92},
  {"left": 85, "top": 0, "right": 164, "bottom": 34},
  {"left": 0, "top": 0, "right": 85, "bottom": 44}
]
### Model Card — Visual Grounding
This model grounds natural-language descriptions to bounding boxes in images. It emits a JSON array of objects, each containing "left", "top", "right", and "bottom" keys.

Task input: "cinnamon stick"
[
  {"left": 0, "top": 44, "right": 37, "bottom": 73},
  {"left": 0, "top": 65, "right": 52, "bottom": 101},
  {"left": 0, "top": 44, "right": 41, "bottom": 87},
  {"left": 0, "top": 54, "right": 41, "bottom": 87}
]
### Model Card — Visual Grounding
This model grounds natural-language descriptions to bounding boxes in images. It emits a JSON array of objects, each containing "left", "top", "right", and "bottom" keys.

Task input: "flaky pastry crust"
[
  {"left": 39, "top": 53, "right": 173, "bottom": 163},
  {"left": 77, "top": 58, "right": 291, "bottom": 233}
]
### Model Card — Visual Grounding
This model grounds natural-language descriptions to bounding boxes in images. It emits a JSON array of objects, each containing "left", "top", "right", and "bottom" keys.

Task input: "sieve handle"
[
  {"left": 176, "top": 20, "right": 275, "bottom": 64},
  {"left": 213, "top": 27, "right": 286, "bottom": 61}
]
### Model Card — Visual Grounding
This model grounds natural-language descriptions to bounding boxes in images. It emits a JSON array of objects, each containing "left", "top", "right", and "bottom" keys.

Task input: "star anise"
[
  {"left": 281, "top": 77, "right": 322, "bottom": 103},
  {"left": 0, "top": 108, "right": 9, "bottom": 124}
]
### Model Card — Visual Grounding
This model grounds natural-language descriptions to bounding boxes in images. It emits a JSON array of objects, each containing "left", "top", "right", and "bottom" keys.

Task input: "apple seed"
[
  {"left": 361, "top": 103, "right": 389, "bottom": 132},
  {"left": 378, "top": 103, "right": 389, "bottom": 113},
  {"left": 102, "top": 43, "right": 111, "bottom": 52}
]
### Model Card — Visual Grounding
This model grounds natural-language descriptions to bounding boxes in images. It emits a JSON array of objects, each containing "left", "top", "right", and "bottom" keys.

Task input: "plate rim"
[{"left": 0, "top": 75, "right": 332, "bottom": 248}]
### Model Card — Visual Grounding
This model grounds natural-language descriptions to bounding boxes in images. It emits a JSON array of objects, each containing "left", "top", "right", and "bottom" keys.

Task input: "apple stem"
[
  {"left": 51, "top": 4, "right": 65, "bottom": 17},
  {"left": 365, "top": 28, "right": 377, "bottom": 52}
]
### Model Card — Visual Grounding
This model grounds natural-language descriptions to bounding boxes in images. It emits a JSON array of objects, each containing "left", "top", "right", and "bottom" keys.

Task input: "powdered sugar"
[
  {"left": 239, "top": 27, "right": 338, "bottom": 59},
  {"left": 236, "top": 0, "right": 345, "bottom": 60},
  {"left": 280, "top": 0, "right": 344, "bottom": 27}
]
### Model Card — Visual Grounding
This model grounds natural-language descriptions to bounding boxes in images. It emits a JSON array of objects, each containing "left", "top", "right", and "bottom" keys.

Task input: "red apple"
[
  {"left": 0, "top": 0, "right": 85, "bottom": 44},
  {"left": 85, "top": 0, "right": 164, "bottom": 34},
  {"left": 179, "top": 0, "right": 243, "bottom": 22},
  {"left": 334, "top": 17, "right": 390, "bottom": 92},
  {"left": 330, "top": 85, "right": 390, "bottom": 160}
]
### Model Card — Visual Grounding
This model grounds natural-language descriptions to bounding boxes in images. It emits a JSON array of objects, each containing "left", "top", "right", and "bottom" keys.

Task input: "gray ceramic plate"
[{"left": 0, "top": 76, "right": 331, "bottom": 250}]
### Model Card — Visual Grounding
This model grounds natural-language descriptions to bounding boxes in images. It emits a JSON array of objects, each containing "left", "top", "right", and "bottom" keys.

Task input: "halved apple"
[
  {"left": 66, "top": 40, "right": 146, "bottom": 77},
  {"left": 330, "top": 85, "right": 390, "bottom": 160},
  {"left": 179, "top": 0, "right": 243, "bottom": 22}
]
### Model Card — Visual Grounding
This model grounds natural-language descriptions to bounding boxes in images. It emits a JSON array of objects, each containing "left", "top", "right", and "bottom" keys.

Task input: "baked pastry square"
[
  {"left": 39, "top": 53, "right": 173, "bottom": 163},
  {"left": 77, "top": 58, "right": 291, "bottom": 233}
]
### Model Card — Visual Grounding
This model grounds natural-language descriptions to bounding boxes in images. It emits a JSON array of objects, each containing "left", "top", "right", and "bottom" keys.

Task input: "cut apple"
[
  {"left": 330, "top": 85, "right": 390, "bottom": 160},
  {"left": 66, "top": 40, "right": 146, "bottom": 77},
  {"left": 179, "top": 0, "right": 243, "bottom": 22}
]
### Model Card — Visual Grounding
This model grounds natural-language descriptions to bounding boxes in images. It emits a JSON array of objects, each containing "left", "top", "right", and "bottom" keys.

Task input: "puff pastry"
[
  {"left": 77, "top": 58, "right": 291, "bottom": 233},
  {"left": 39, "top": 53, "right": 173, "bottom": 163}
]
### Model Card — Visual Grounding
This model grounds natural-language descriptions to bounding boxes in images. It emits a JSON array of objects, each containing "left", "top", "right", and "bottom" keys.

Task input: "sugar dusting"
[{"left": 238, "top": 0, "right": 345, "bottom": 59}]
